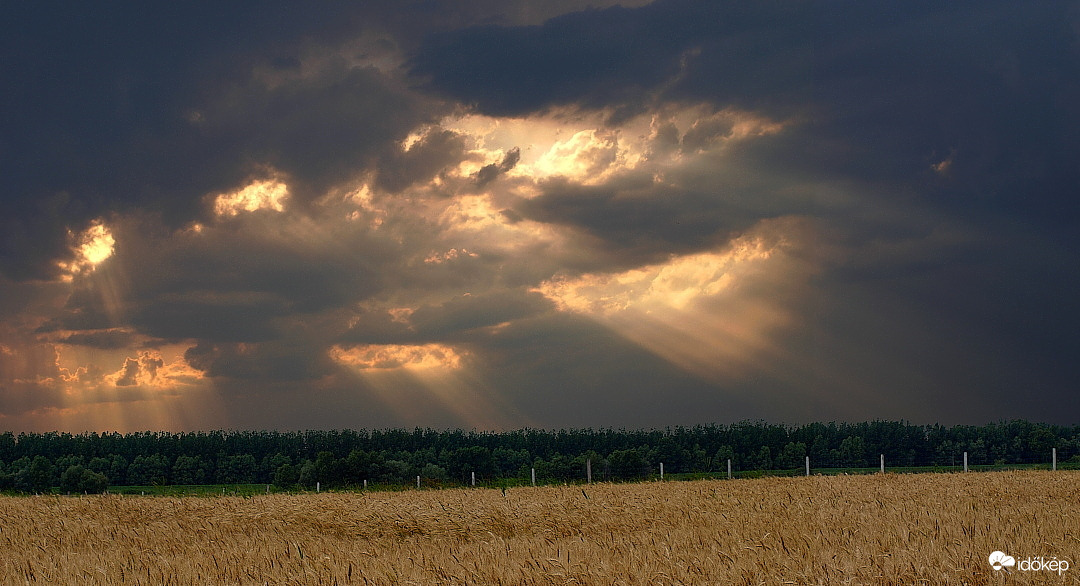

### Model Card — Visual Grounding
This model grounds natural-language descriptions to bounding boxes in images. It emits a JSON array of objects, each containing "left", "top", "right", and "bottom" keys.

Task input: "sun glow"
[
  {"left": 79, "top": 222, "right": 115, "bottom": 265},
  {"left": 58, "top": 221, "right": 116, "bottom": 277}
]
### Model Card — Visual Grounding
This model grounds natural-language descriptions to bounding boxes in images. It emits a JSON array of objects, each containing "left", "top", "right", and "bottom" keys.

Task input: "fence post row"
[{"left": 309, "top": 446, "right": 1069, "bottom": 493}]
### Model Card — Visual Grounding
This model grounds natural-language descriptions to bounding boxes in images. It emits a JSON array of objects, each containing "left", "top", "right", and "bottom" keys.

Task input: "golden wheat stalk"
[{"left": 0, "top": 470, "right": 1075, "bottom": 584}]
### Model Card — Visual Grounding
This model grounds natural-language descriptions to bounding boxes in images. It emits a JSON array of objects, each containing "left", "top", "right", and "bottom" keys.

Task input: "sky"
[{"left": 1, "top": 0, "right": 1078, "bottom": 433}]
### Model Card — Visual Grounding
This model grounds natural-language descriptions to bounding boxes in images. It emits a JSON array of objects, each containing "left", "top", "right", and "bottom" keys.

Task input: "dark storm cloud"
[
  {"left": 108, "top": 212, "right": 388, "bottom": 344},
  {"left": 409, "top": 289, "right": 552, "bottom": 337},
  {"left": 516, "top": 174, "right": 752, "bottom": 268},
  {"left": 206, "top": 63, "right": 436, "bottom": 204},
  {"left": 114, "top": 357, "right": 140, "bottom": 387},
  {"left": 56, "top": 330, "right": 135, "bottom": 350},
  {"left": 374, "top": 128, "right": 469, "bottom": 193},
  {"left": 184, "top": 337, "right": 335, "bottom": 382},
  {"left": 410, "top": 2, "right": 704, "bottom": 117},
  {"left": 341, "top": 289, "right": 553, "bottom": 345},
  {"left": 474, "top": 147, "right": 521, "bottom": 187},
  {"left": 35, "top": 284, "right": 117, "bottom": 334}
]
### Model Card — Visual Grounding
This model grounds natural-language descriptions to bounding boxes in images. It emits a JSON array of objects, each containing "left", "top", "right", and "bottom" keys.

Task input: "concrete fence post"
[
  {"left": 531, "top": 468, "right": 536, "bottom": 486},
  {"left": 805, "top": 455, "right": 810, "bottom": 477},
  {"left": 964, "top": 451, "right": 968, "bottom": 473},
  {"left": 727, "top": 459, "right": 732, "bottom": 480},
  {"left": 880, "top": 454, "right": 885, "bottom": 474},
  {"left": 660, "top": 462, "right": 664, "bottom": 480},
  {"left": 1053, "top": 447, "right": 1057, "bottom": 471},
  {"left": 586, "top": 459, "right": 592, "bottom": 484}
]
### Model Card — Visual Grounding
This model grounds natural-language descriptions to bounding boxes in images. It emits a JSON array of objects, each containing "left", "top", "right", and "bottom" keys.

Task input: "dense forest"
[{"left": 1, "top": 420, "right": 1077, "bottom": 494}]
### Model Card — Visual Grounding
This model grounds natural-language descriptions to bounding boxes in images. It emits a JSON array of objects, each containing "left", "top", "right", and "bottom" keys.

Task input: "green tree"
[
  {"left": 216, "top": 454, "right": 257, "bottom": 484},
  {"left": 420, "top": 463, "right": 448, "bottom": 483},
  {"left": 714, "top": 446, "right": 736, "bottom": 470},
  {"left": 273, "top": 462, "right": 300, "bottom": 488},
  {"left": 777, "top": 442, "right": 807, "bottom": 469},
  {"left": 128, "top": 454, "right": 169, "bottom": 485},
  {"left": 0, "top": 460, "right": 13, "bottom": 490},
  {"left": 607, "top": 448, "right": 649, "bottom": 480},
  {"left": 108, "top": 455, "right": 129, "bottom": 485},
  {"left": 810, "top": 435, "right": 834, "bottom": 467},
  {"left": 16, "top": 455, "right": 55, "bottom": 492},
  {"left": 445, "top": 446, "right": 495, "bottom": 482},
  {"left": 313, "top": 451, "right": 344, "bottom": 486},
  {"left": 172, "top": 455, "right": 208, "bottom": 484},
  {"left": 297, "top": 459, "right": 317, "bottom": 488},
  {"left": 60, "top": 465, "right": 109, "bottom": 494},
  {"left": 492, "top": 447, "right": 530, "bottom": 477},
  {"left": 744, "top": 446, "right": 772, "bottom": 471},
  {"left": 839, "top": 436, "right": 867, "bottom": 467}
]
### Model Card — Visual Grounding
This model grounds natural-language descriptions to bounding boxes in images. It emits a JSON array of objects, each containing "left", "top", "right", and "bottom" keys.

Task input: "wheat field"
[{"left": 0, "top": 471, "right": 1077, "bottom": 585}]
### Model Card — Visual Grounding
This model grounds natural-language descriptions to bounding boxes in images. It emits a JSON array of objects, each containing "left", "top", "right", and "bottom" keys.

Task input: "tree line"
[{"left": 0, "top": 420, "right": 1077, "bottom": 494}]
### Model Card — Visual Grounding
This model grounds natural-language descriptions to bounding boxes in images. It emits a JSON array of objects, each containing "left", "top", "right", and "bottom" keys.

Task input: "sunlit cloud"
[
  {"left": 424, "top": 248, "right": 478, "bottom": 264},
  {"left": 532, "top": 129, "right": 626, "bottom": 184},
  {"left": 442, "top": 111, "right": 650, "bottom": 186},
  {"left": 440, "top": 106, "right": 786, "bottom": 187},
  {"left": 329, "top": 343, "right": 465, "bottom": 370},
  {"left": 535, "top": 233, "right": 777, "bottom": 315},
  {"left": 213, "top": 178, "right": 289, "bottom": 216}
]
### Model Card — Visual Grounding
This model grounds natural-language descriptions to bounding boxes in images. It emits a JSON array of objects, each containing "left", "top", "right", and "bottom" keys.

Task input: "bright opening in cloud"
[
  {"left": 214, "top": 179, "right": 289, "bottom": 216},
  {"left": 57, "top": 220, "right": 116, "bottom": 278},
  {"left": 79, "top": 222, "right": 116, "bottom": 266}
]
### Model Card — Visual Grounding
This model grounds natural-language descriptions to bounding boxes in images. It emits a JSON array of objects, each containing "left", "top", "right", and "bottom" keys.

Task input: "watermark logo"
[
  {"left": 988, "top": 551, "right": 1015, "bottom": 572},
  {"left": 990, "top": 551, "right": 1069, "bottom": 576}
]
